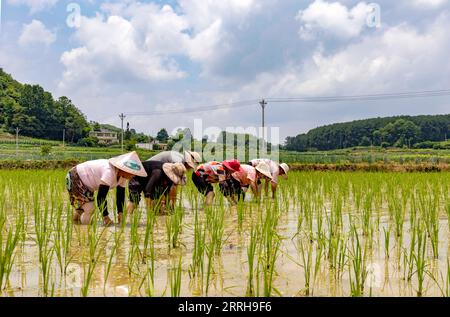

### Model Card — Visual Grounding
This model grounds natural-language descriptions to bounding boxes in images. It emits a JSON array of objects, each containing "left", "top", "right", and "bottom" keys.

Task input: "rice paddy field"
[{"left": 0, "top": 170, "right": 449, "bottom": 297}]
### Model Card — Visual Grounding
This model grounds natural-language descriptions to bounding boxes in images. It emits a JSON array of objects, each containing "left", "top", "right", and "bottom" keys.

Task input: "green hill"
[
  {"left": 0, "top": 68, "right": 89, "bottom": 143},
  {"left": 285, "top": 115, "right": 450, "bottom": 152}
]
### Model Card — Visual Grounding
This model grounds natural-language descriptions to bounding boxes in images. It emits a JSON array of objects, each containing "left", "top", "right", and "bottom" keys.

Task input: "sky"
[{"left": 1, "top": 0, "right": 449, "bottom": 144}]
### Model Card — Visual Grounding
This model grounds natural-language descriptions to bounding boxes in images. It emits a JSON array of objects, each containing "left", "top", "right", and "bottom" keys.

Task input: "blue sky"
[{"left": 1, "top": 0, "right": 450, "bottom": 143}]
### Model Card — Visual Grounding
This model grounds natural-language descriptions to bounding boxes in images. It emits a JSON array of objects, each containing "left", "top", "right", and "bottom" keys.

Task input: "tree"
[
  {"left": 359, "top": 136, "right": 371, "bottom": 147},
  {"left": 156, "top": 128, "right": 169, "bottom": 143},
  {"left": 92, "top": 122, "right": 101, "bottom": 131}
]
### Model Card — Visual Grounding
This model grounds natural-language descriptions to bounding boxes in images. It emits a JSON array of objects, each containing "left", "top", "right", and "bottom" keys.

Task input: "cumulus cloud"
[
  {"left": 18, "top": 20, "right": 56, "bottom": 46},
  {"left": 7, "top": 0, "right": 58, "bottom": 14},
  {"left": 238, "top": 13, "right": 450, "bottom": 99},
  {"left": 410, "top": 0, "right": 448, "bottom": 8},
  {"left": 59, "top": 1, "right": 262, "bottom": 90},
  {"left": 296, "top": 0, "right": 376, "bottom": 40}
]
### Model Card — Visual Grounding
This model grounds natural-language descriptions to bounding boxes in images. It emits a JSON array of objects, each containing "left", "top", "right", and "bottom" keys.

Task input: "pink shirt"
[
  {"left": 250, "top": 159, "right": 280, "bottom": 184},
  {"left": 232, "top": 164, "right": 257, "bottom": 186},
  {"left": 76, "top": 159, "right": 128, "bottom": 192}
]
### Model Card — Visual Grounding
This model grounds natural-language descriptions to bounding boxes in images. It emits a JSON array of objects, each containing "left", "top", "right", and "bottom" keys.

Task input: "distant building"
[
  {"left": 89, "top": 129, "right": 118, "bottom": 145},
  {"left": 136, "top": 140, "right": 168, "bottom": 151}
]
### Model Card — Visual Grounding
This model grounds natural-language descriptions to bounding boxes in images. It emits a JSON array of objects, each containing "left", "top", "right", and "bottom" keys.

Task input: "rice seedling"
[
  {"left": 166, "top": 205, "right": 184, "bottom": 250},
  {"left": 0, "top": 207, "right": 24, "bottom": 290},
  {"left": 259, "top": 203, "right": 281, "bottom": 297},
  {"left": 411, "top": 225, "right": 427, "bottom": 297},
  {"left": 80, "top": 210, "right": 105, "bottom": 297},
  {"left": 348, "top": 223, "right": 368, "bottom": 297},
  {"left": 169, "top": 254, "right": 183, "bottom": 297},
  {"left": 298, "top": 237, "right": 313, "bottom": 296},
  {"left": 246, "top": 222, "right": 259, "bottom": 296},
  {"left": 0, "top": 169, "right": 449, "bottom": 297}
]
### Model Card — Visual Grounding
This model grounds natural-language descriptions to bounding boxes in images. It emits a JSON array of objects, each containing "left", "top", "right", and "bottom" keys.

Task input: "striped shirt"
[{"left": 195, "top": 162, "right": 226, "bottom": 183}]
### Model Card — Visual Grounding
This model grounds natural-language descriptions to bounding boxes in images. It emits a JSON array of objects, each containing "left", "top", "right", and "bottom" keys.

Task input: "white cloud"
[
  {"left": 296, "top": 0, "right": 375, "bottom": 40},
  {"left": 8, "top": 0, "right": 58, "bottom": 14},
  {"left": 18, "top": 20, "right": 56, "bottom": 46},
  {"left": 237, "top": 13, "right": 450, "bottom": 99},
  {"left": 59, "top": 1, "right": 262, "bottom": 90},
  {"left": 410, "top": 0, "right": 448, "bottom": 8}
]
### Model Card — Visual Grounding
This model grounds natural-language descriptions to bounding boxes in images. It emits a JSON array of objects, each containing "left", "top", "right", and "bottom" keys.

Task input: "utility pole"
[
  {"left": 260, "top": 99, "right": 267, "bottom": 130},
  {"left": 15, "top": 127, "right": 20, "bottom": 156},
  {"left": 119, "top": 113, "right": 126, "bottom": 152},
  {"left": 62, "top": 129, "right": 65, "bottom": 147},
  {"left": 259, "top": 99, "right": 268, "bottom": 154}
]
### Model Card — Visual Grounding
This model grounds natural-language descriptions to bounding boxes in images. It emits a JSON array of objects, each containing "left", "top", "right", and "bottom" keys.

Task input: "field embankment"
[{"left": 0, "top": 158, "right": 448, "bottom": 172}]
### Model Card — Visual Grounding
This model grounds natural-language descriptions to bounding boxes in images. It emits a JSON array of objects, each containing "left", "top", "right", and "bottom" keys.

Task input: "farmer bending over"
[
  {"left": 148, "top": 150, "right": 201, "bottom": 206},
  {"left": 220, "top": 162, "right": 273, "bottom": 202},
  {"left": 126, "top": 161, "right": 187, "bottom": 218},
  {"left": 66, "top": 151, "right": 147, "bottom": 226},
  {"left": 249, "top": 159, "right": 290, "bottom": 199},
  {"left": 192, "top": 160, "right": 241, "bottom": 206}
]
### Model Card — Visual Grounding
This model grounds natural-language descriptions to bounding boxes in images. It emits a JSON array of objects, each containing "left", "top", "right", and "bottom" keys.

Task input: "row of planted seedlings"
[
  {"left": 0, "top": 171, "right": 75, "bottom": 296},
  {"left": 1, "top": 170, "right": 449, "bottom": 297},
  {"left": 279, "top": 171, "right": 450, "bottom": 297}
]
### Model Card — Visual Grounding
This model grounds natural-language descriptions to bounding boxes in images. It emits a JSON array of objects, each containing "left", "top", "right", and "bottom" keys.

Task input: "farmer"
[
  {"left": 126, "top": 161, "right": 187, "bottom": 218},
  {"left": 65, "top": 151, "right": 147, "bottom": 226},
  {"left": 249, "top": 159, "right": 290, "bottom": 198},
  {"left": 148, "top": 150, "right": 201, "bottom": 205},
  {"left": 192, "top": 159, "right": 241, "bottom": 206},
  {"left": 148, "top": 150, "right": 202, "bottom": 169},
  {"left": 222, "top": 162, "right": 273, "bottom": 202}
]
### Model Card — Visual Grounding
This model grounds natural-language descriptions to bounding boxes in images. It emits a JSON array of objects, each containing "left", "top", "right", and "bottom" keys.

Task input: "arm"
[
  {"left": 116, "top": 186, "right": 125, "bottom": 214},
  {"left": 97, "top": 185, "right": 110, "bottom": 217}
]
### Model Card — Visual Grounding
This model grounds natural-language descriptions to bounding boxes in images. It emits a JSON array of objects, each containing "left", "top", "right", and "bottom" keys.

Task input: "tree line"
[
  {"left": 285, "top": 115, "right": 450, "bottom": 151},
  {"left": 0, "top": 68, "right": 89, "bottom": 143}
]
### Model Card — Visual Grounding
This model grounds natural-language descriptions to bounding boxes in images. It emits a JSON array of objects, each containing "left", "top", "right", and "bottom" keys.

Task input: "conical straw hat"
[
  {"left": 163, "top": 163, "right": 187, "bottom": 185},
  {"left": 280, "top": 163, "right": 290, "bottom": 175},
  {"left": 109, "top": 151, "right": 147, "bottom": 177},
  {"left": 184, "top": 151, "right": 202, "bottom": 169},
  {"left": 255, "top": 162, "right": 273, "bottom": 179}
]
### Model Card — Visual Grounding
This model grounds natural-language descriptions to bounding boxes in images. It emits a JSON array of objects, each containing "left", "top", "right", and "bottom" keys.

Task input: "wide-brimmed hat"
[
  {"left": 109, "top": 151, "right": 147, "bottom": 177},
  {"left": 280, "top": 163, "right": 290, "bottom": 175},
  {"left": 255, "top": 162, "right": 273, "bottom": 179},
  {"left": 184, "top": 151, "right": 202, "bottom": 169},
  {"left": 163, "top": 163, "right": 187, "bottom": 185},
  {"left": 222, "top": 159, "right": 241, "bottom": 173}
]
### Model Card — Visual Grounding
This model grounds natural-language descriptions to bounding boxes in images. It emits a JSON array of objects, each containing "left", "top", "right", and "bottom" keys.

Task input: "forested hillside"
[
  {"left": 285, "top": 115, "right": 450, "bottom": 151},
  {"left": 0, "top": 68, "right": 89, "bottom": 143}
]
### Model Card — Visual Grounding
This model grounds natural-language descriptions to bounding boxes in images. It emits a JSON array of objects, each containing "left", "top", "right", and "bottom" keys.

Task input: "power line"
[
  {"left": 125, "top": 99, "right": 259, "bottom": 117},
  {"left": 122, "top": 89, "right": 450, "bottom": 117},
  {"left": 266, "top": 89, "right": 450, "bottom": 103}
]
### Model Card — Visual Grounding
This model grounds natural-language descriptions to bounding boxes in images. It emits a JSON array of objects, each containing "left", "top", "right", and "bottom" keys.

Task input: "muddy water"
[
  {"left": 3, "top": 199, "right": 449, "bottom": 297},
  {"left": 1, "top": 171, "right": 449, "bottom": 297}
]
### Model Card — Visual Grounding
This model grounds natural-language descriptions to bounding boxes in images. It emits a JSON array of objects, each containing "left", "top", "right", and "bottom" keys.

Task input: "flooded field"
[{"left": 0, "top": 170, "right": 449, "bottom": 297}]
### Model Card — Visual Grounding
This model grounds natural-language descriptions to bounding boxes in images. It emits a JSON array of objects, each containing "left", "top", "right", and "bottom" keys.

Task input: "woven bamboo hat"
[
  {"left": 163, "top": 163, "right": 187, "bottom": 185},
  {"left": 109, "top": 151, "right": 147, "bottom": 177},
  {"left": 184, "top": 151, "right": 202, "bottom": 169},
  {"left": 255, "top": 162, "right": 273, "bottom": 179}
]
